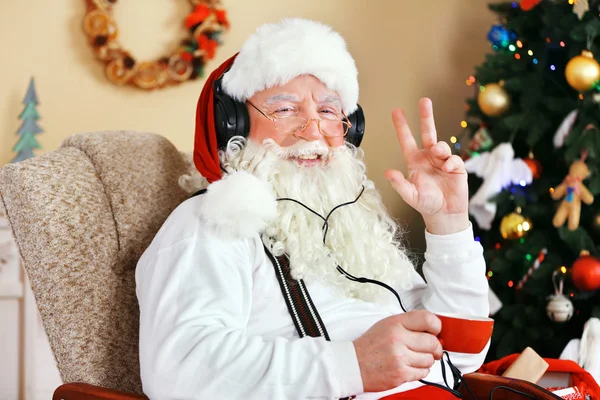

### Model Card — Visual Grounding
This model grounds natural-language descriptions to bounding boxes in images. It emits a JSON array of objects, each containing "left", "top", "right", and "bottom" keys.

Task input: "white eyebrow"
[
  {"left": 317, "top": 95, "right": 342, "bottom": 108},
  {"left": 264, "top": 94, "right": 301, "bottom": 105},
  {"left": 262, "top": 94, "right": 342, "bottom": 108}
]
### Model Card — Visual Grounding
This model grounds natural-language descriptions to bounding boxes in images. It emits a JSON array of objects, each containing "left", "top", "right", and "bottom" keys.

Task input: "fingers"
[
  {"left": 392, "top": 100, "right": 440, "bottom": 156},
  {"left": 442, "top": 155, "right": 466, "bottom": 173},
  {"left": 402, "top": 366, "right": 431, "bottom": 382},
  {"left": 400, "top": 310, "right": 442, "bottom": 335},
  {"left": 419, "top": 98, "right": 437, "bottom": 149},
  {"left": 406, "top": 350, "right": 436, "bottom": 369},
  {"left": 431, "top": 141, "right": 452, "bottom": 159},
  {"left": 392, "top": 108, "right": 418, "bottom": 157},
  {"left": 385, "top": 169, "right": 418, "bottom": 207},
  {"left": 405, "top": 331, "right": 443, "bottom": 360}
]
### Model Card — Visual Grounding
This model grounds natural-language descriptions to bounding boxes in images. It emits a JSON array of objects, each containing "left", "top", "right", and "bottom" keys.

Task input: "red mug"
[{"left": 435, "top": 312, "right": 494, "bottom": 354}]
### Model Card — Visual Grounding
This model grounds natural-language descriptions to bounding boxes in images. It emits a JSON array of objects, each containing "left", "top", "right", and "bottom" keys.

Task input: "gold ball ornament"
[
  {"left": 593, "top": 212, "right": 600, "bottom": 231},
  {"left": 500, "top": 211, "right": 533, "bottom": 239},
  {"left": 565, "top": 50, "right": 600, "bottom": 92},
  {"left": 477, "top": 82, "right": 511, "bottom": 117}
]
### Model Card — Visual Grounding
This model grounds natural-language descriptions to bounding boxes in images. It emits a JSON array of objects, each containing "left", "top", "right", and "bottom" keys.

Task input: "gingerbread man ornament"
[{"left": 552, "top": 159, "right": 594, "bottom": 230}]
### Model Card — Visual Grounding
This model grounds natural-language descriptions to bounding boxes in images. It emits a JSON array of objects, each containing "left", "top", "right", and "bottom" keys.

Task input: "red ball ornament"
[
  {"left": 523, "top": 157, "right": 542, "bottom": 179},
  {"left": 571, "top": 251, "right": 600, "bottom": 291},
  {"left": 521, "top": 0, "right": 542, "bottom": 11}
]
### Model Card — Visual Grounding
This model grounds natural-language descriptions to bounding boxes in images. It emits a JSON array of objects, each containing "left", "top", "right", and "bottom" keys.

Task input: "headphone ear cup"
[
  {"left": 214, "top": 93, "right": 249, "bottom": 149},
  {"left": 213, "top": 71, "right": 250, "bottom": 150},
  {"left": 345, "top": 104, "right": 365, "bottom": 147}
]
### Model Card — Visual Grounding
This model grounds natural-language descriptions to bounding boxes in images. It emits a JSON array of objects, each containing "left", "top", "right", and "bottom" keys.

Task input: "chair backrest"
[{"left": 0, "top": 131, "right": 194, "bottom": 394}]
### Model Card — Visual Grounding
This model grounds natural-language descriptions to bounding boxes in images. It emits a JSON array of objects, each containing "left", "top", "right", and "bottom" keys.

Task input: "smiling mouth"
[{"left": 289, "top": 154, "right": 324, "bottom": 166}]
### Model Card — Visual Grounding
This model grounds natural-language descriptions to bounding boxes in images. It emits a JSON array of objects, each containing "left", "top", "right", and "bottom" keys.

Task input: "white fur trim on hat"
[
  {"left": 197, "top": 170, "right": 278, "bottom": 239},
  {"left": 222, "top": 18, "right": 359, "bottom": 114}
]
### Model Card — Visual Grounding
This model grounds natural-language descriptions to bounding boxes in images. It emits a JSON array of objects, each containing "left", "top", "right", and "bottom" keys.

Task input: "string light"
[
  {"left": 455, "top": 143, "right": 461, "bottom": 149},
  {"left": 568, "top": 0, "right": 574, "bottom": 4},
  {"left": 509, "top": 44, "right": 516, "bottom": 52},
  {"left": 508, "top": 280, "right": 514, "bottom": 288},
  {"left": 549, "top": 187, "right": 555, "bottom": 194},
  {"left": 561, "top": 266, "right": 567, "bottom": 274},
  {"left": 516, "top": 40, "right": 523, "bottom": 48},
  {"left": 533, "top": 59, "right": 538, "bottom": 64},
  {"left": 579, "top": 94, "right": 584, "bottom": 100},
  {"left": 487, "top": 271, "right": 493, "bottom": 278},
  {"left": 475, "top": 236, "right": 480, "bottom": 242},
  {"left": 515, "top": 54, "right": 521, "bottom": 60},
  {"left": 519, "top": 238, "right": 525, "bottom": 244},
  {"left": 528, "top": 50, "right": 533, "bottom": 56},
  {"left": 495, "top": 242, "right": 501, "bottom": 250},
  {"left": 519, "top": 180, "right": 527, "bottom": 186},
  {"left": 570, "top": 292, "right": 574, "bottom": 297},
  {"left": 550, "top": 65, "right": 556, "bottom": 70},
  {"left": 451, "top": 136, "right": 458, "bottom": 143},
  {"left": 560, "top": 41, "right": 565, "bottom": 47},
  {"left": 526, "top": 254, "right": 533, "bottom": 261}
]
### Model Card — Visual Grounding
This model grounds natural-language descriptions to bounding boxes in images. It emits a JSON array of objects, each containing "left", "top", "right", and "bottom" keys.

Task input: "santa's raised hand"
[{"left": 384, "top": 98, "right": 470, "bottom": 235}]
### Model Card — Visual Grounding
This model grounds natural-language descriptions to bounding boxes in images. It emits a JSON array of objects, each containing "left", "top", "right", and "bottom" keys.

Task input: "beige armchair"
[
  {"left": 0, "top": 131, "right": 561, "bottom": 400},
  {"left": 0, "top": 131, "right": 194, "bottom": 399}
]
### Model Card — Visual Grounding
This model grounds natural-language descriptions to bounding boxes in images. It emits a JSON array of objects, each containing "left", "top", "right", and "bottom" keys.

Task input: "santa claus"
[{"left": 135, "top": 18, "right": 490, "bottom": 399}]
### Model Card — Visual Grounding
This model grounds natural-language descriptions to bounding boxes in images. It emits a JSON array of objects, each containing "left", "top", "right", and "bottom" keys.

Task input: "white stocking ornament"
[{"left": 546, "top": 270, "right": 574, "bottom": 323}]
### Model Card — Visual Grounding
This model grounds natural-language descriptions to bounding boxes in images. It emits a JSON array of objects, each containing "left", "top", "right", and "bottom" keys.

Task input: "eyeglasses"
[{"left": 247, "top": 101, "right": 352, "bottom": 137}]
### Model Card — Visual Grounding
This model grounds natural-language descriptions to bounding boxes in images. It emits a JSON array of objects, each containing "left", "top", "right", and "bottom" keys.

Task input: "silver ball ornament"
[{"left": 546, "top": 294, "right": 574, "bottom": 323}]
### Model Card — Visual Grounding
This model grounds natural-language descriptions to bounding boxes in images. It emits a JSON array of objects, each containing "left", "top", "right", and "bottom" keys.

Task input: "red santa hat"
[{"left": 193, "top": 18, "right": 359, "bottom": 183}]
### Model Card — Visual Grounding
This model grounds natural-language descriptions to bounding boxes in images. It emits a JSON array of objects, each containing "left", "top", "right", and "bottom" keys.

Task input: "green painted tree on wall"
[{"left": 13, "top": 78, "right": 42, "bottom": 163}]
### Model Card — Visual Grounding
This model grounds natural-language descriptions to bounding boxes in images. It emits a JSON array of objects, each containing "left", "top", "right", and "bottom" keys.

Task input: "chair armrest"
[
  {"left": 53, "top": 383, "right": 148, "bottom": 400},
  {"left": 461, "top": 373, "right": 563, "bottom": 400},
  {"left": 53, "top": 375, "right": 565, "bottom": 400}
]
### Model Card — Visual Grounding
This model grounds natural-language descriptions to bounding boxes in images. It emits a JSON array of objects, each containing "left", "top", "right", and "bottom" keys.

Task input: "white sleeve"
[
  {"left": 135, "top": 227, "right": 362, "bottom": 400},
  {"left": 400, "top": 223, "right": 490, "bottom": 374}
]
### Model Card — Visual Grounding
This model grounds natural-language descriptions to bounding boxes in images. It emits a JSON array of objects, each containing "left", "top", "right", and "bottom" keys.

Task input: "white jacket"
[{"left": 135, "top": 173, "right": 490, "bottom": 400}]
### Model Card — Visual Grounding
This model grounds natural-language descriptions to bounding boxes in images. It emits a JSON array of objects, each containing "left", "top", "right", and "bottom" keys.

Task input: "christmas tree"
[
  {"left": 13, "top": 77, "right": 42, "bottom": 163},
  {"left": 457, "top": 0, "right": 600, "bottom": 362}
]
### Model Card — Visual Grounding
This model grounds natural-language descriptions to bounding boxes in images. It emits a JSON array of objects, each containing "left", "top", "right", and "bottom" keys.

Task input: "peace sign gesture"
[{"left": 384, "top": 98, "right": 470, "bottom": 235}]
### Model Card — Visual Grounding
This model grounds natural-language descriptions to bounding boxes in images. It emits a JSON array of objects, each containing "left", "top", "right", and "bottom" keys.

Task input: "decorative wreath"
[{"left": 82, "top": 0, "right": 229, "bottom": 90}]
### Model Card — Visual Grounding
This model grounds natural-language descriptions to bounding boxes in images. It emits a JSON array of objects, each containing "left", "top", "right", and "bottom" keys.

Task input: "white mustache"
[{"left": 263, "top": 139, "right": 330, "bottom": 159}]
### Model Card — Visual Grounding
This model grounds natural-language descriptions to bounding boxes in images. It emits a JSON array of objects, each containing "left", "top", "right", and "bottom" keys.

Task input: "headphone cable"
[{"left": 275, "top": 190, "right": 541, "bottom": 399}]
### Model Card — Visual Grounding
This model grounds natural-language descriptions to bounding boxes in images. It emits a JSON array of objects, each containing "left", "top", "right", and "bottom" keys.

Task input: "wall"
[{"left": 0, "top": 0, "right": 497, "bottom": 252}]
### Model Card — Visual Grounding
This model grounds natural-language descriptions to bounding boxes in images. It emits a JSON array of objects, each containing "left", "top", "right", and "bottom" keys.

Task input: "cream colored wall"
[{"left": 0, "top": 0, "right": 496, "bottom": 251}]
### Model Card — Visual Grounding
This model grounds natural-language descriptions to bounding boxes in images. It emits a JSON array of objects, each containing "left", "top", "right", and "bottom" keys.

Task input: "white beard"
[{"left": 217, "top": 137, "right": 416, "bottom": 304}]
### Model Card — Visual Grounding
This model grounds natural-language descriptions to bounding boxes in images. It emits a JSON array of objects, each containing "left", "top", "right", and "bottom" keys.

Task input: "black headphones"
[{"left": 213, "top": 71, "right": 365, "bottom": 150}]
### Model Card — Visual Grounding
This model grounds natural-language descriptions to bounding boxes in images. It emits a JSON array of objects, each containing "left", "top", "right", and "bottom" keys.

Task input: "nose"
[{"left": 294, "top": 118, "right": 322, "bottom": 141}]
